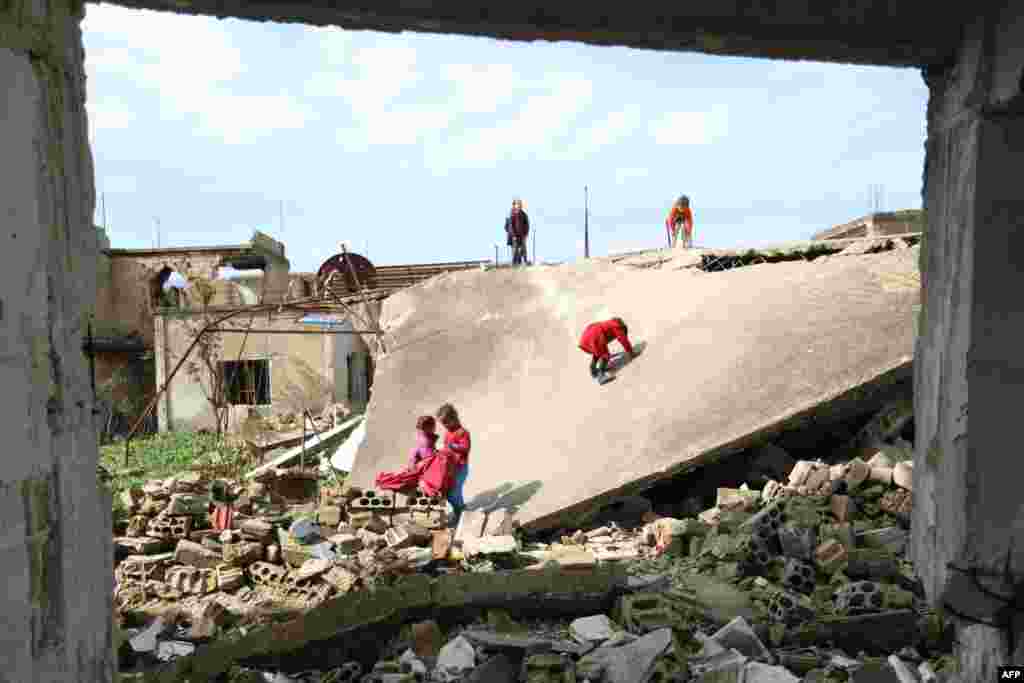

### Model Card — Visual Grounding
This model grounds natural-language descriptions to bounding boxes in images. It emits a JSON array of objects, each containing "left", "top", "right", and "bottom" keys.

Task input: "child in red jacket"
[
  {"left": 579, "top": 317, "right": 634, "bottom": 384},
  {"left": 437, "top": 403, "right": 471, "bottom": 530}
]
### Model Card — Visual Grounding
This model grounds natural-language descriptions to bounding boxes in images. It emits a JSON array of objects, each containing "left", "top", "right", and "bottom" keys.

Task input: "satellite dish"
[{"left": 317, "top": 252, "right": 377, "bottom": 294}]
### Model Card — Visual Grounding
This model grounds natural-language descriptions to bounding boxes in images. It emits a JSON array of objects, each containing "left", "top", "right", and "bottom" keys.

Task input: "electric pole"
[{"left": 584, "top": 185, "right": 590, "bottom": 259}]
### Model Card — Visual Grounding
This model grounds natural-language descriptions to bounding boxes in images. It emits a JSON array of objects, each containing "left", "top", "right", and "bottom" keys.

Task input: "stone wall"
[{"left": 0, "top": 1, "right": 114, "bottom": 680}]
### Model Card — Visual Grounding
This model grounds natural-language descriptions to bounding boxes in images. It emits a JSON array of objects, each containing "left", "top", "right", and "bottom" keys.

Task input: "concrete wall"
[
  {"left": 913, "top": 5, "right": 1024, "bottom": 678},
  {"left": 812, "top": 211, "right": 924, "bottom": 240},
  {"left": 155, "top": 310, "right": 369, "bottom": 432},
  {"left": 0, "top": 1, "right": 115, "bottom": 680}
]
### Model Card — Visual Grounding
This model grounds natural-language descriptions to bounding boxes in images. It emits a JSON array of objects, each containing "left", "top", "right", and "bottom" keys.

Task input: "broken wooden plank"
[{"left": 246, "top": 414, "right": 363, "bottom": 480}]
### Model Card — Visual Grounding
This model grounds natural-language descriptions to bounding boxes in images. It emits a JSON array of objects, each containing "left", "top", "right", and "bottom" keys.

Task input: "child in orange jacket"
[{"left": 665, "top": 196, "right": 694, "bottom": 248}]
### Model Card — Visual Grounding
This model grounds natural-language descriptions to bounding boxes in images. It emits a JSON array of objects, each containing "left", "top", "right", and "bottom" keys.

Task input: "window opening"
[{"left": 221, "top": 359, "right": 271, "bottom": 405}]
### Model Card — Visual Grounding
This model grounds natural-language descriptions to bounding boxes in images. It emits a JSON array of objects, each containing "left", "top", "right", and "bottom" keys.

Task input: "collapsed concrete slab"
[{"left": 348, "top": 248, "right": 920, "bottom": 533}]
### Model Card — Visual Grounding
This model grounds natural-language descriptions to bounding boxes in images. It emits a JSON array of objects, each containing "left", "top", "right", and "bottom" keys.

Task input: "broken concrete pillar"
[
  {"left": 0, "top": 1, "right": 112, "bottom": 676},
  {"left": 913, "top": 8, "right": 1024, "bottom": 677}
]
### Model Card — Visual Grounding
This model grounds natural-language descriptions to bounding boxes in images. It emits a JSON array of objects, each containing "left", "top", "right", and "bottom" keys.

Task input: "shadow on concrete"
[
  {"left": 607, "top": 340, "right": 647, "bottom": 372},
  {"left": 466, "top": 480, "right": 544, "bottom": 514}
]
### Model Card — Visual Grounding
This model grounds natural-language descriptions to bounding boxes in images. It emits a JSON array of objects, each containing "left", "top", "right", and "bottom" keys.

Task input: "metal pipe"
[{"left": 205, "top": 328, "right": 382, "bottom": 335}]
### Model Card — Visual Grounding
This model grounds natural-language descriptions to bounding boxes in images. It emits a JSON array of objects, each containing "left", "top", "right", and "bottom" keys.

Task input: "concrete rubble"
[{"left": 110, "top": 399, "right": 958, "bottom": 683}]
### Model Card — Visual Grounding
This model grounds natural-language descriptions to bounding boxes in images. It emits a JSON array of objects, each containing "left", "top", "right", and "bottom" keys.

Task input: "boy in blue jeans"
[{"left": 437, "top": 403, "right": 471, "bottom": 530}]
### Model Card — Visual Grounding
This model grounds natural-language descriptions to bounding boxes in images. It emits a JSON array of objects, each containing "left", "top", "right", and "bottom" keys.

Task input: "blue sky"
[{"left": 82, "top": 2, "right": 928, "bottom": 273}]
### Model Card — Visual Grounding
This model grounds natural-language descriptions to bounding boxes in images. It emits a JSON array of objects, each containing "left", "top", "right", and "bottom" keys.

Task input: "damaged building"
[{"left": 94, "top": 227, "right": 488, "bottom": 435}]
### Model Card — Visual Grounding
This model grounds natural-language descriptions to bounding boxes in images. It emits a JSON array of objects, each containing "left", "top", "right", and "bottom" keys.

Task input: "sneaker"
[{"left": 597, "top": 372, "right": 614, "bottom": 385}]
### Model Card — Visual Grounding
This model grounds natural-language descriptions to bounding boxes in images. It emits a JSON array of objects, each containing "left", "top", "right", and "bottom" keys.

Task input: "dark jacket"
[{"left": 505, "top": 211, "right": 530, "bottom": 243}]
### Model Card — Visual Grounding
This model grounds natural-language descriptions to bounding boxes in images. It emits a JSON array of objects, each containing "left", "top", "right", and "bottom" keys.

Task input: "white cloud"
[
  {"left": 307, "top": 40, "right": 451, "bottom": 147},
  {"left": 202, "top": 95, "right": 315, "bottom": 144},
  {"left": 649, "top": 108, "right": 728, "bottom": 146},
  {"left": 441, "top": 63, "right": 522, "bottom": 115},
  {"left": 436, "top": 74, "right": 593, "bottom": 168},
  {"left": 558, "top": 109, "right": 640, "bottom": 161},
  {"left": 339, "top": 107, "right": 454, "bottom": 147},
  {"left": 83, "top": 3, "right": 312, "bottom": 143}
]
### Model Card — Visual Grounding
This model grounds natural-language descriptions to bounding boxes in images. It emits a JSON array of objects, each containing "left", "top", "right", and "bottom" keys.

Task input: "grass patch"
[{"left": 101, "top": 431, "right": 251, "bottom": 518}]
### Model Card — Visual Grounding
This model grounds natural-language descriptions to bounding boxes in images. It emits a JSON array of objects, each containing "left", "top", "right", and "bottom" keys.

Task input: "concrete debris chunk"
[
  {"left": 295, "top": 557, "right": 332, "bottom": 581},
  {"left": 717, "top": 487, "right": 760, "bottom": 512},
  {"left": 575, "top": 627, "right": 672, "bottom": 683},
  {"left": 777, "top": 524, "right": 817, "bottom": 561},
  {"left": 323, "top": 566, "right": 357, "bottom": 593},
  {"left": 857, "top": 527, "right": 909, "bottom": 555},
  {"left": 815, "top": 539, "right": 849, "bottom": 573},
  {"left": 398, "top": 649, "right": 428, "bottom": 677},
  {"left": 843, "top": 458, "right": 871, "bottom": 491},
  {"left": 869, "top": 466, "right": 894, "bottom": 486},
  {"left": 887, "top": 655, "right": 919, "bottom": 683},
  {"left": 711, "top": 617, "right": 770, "bottom": 659},
  {"left": 128, "top": 617, "right": 166, "bottom": 653},
  {"left": 743, "top": 661, "right": 800, "bottom": 683},
  {"left": 690, "top": 648, "right": 748, "bottom": 679},
  {"left": 698, "top": 508, "right": 722, "bottom": 526},
  {"left": 803, "top": 465, "right": 830, "bottom": 493},
  {"left": 174, "top": 539, "right": 223, "bottom": 570},
  {"left": 463, "top": 534, "right": 519, "bottom": 557},
  {"left": 168, "top": 493, "right": 209, "bottom": 516},
  {"left": 570, "top": 614, "right": 618, "bottom": 644},
  {"left": 329, "top": 533, "right": 363, "bottom": 554},
  {"left": 318, "top": 504, "right": 342, "bottom": 528},
  {"left": 465, "top": 653, "right": 518, "bottom": 683},
  {"left": 893, "top": 461, "right": 913, "bottom": 491},
  {"left": 155, "top": 640, "right": 195, "bottom": 662},
  {"left": 434, "top": 635, "right": 475, "bottom": 682},
  {"left": 223, "top": 541, "right": 263, "bottom": 567},
  {"left": 216, "top": 566, "right": 245, "bottom": 591},
  {"left": 349, "top": 511, "right": 389, "bottom": 533}
]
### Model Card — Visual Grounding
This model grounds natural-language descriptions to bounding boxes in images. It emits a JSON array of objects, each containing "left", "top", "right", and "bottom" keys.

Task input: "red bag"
[{"left": 375, "top": 466, "right": 422, "bottom": 492}]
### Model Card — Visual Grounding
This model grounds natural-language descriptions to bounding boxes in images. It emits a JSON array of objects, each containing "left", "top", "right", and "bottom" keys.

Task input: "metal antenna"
[{"left": 584, "top": 185, "right": 590, "bottom": 259}]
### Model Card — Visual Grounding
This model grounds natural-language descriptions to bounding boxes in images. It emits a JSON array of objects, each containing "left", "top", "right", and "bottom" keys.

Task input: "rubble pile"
[
  {"left": 113, "top": 469, "right": 452, "bottom": 668},
  {"left": 115, "top": 399, "right": 955, "bottom": 682}
]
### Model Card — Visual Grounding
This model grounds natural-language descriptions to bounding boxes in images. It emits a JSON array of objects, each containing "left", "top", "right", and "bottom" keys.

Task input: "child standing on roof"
[
  {"left": 666, "top": 195, "right": 695, "bottom": 249},
  {"left": 437, "top": 403, "right": 471, "bottom": 530}
]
